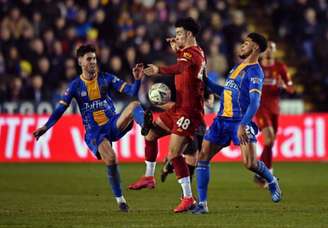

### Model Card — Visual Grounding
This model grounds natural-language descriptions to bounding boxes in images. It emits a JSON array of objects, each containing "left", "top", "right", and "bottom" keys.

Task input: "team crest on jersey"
[
  {"left": 81, "top": 91, "right": 87, "bottom": 97},
  {"left": 183, "top": 52, "right": 192, "bottom": 59}
]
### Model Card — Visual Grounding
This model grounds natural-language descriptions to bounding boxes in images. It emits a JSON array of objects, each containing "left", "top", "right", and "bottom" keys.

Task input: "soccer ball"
[{"left": 148, "top": 83, "right": 171, "bottom": 105}]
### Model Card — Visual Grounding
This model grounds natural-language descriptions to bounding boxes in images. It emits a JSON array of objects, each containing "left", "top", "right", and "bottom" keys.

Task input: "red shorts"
[
  {"left": 158, "top": 108, "right": 202, "bottom": 137},
  {"left": 255, "top": 110, "right": 279, "bottom": 133}
]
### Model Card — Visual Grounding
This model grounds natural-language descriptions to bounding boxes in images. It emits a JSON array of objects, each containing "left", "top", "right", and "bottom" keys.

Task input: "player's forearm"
[
  {"left": 240, "top": 92, "right": 261, "bottom": 125},
  {"left": 159, "top": 61, "right": 190, "bottom": 75},
  {"left": 122, "top": 80, "right": 141, "bottom": 97},
  {"left": 44, "top": 103, "right": 67, "bottom": 129},
  {"left": 204, "top": 77, "right": 224, "bottom": 95}
]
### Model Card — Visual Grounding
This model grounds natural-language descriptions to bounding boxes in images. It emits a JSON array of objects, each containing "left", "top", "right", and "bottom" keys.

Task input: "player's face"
[
  {"left": 79, "top": 52, "right": 97, "bottom": 75},
  {"left": 238, "top": 38, "right": 256, "bottom": 59},
  {"left": 175, "top": 27, "right": 189, "bottom": 49}
]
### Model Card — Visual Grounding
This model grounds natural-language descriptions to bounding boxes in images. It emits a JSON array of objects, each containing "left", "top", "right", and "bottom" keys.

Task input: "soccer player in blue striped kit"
[
  {"left": 33, "top": 44, "right": 151, "bottom": 212},
  {"left": 192, "top": 33, "right": 282, "bottom": 214}
]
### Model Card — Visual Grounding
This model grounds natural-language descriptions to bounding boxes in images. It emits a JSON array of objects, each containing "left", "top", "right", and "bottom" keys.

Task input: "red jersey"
[
  {"left": 259, "top": 60, "right": 293, "bottom": 114},
  {"left": 159, "top": 45, "right": 205, "bottom": 118}
]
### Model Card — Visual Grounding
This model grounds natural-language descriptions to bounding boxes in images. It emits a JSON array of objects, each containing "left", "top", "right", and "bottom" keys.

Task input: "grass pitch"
[{"left": 0, "top": 163, "right": 327, "bottom": 227}]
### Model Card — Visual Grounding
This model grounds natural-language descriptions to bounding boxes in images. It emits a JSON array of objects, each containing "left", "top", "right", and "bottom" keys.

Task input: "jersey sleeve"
[
  {"left": 104, "top": 72, "right": 140, "bottom": 97},
  {"left": 59, "top": 81, "right": 75, "bottom": 106},
  {"left": 247, "top": 68, "right": 264, "bottom": 94},
  {"left": 104, "top": 72, "right": 127, "bottom": 93}
]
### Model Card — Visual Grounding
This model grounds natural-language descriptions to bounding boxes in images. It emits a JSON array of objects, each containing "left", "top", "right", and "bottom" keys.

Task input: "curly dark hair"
[{"left": 175, "top": 17, "right": 200, "bottom": 36}]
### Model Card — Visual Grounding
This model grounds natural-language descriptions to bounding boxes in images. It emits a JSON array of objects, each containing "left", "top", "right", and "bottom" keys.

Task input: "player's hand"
[
  {"left": 166, "top": 37, "right": 178, "bottom": 52},
  {"left": 33, "top": 126, "right": 48, "bottom": 141},
  {"left": 144, "top": 64, "right": 159, "bottom": 76},
  {"left": 132, "top": 63, "right": 144, "bottom": 80},
  {"left": 237, "top": 124, "right": 249, "bottom": 145}
]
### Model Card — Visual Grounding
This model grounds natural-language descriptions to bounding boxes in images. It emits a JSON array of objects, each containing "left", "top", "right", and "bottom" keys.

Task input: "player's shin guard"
[
  {"left": 132, "top": 104, "right": 144, "bottom": 126},
  {"left": 196, "top": 161, "right": 210, "bottom": 203},
  {"left": 260, "top": 144, "right": 273, "bottom": 169},
  {"left": 145, "top": 140, "right": 158, "bottom": 162},
  {"left": 252, "top": 160, "right": 274, "bottom": 183},
  {"left": 107, "top": 164, "right": 124, "bottom": 201},
  {"left": 172, "top": 156, "right": 192, "bottom": 198}
]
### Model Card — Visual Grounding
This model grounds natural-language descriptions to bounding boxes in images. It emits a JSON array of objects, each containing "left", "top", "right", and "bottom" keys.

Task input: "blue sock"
[
  {"left": 196, "top": 160, "right": 210, "bottom": 203},
  {"left": 107, "top": 164, "right": 122, "bottom": 197},
  {"left": 254, "top": 160, "right": 274, "bottom": 183},
  {"left": 132, "top": 104, "right": 144, "bottom": 127}
]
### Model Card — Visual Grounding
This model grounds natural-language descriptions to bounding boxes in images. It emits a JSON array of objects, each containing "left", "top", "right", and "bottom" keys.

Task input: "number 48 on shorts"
[{"left": 176, "top": 116, "right": 191, "bottom": 130}]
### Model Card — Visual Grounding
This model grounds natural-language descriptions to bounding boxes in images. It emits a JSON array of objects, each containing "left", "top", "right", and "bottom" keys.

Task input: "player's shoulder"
[
  {"left": 183, "top": 46, "right": 204, "bottom": 58},
  {"left": 246, "top": 63, "right": 264, "bottom": 78}
]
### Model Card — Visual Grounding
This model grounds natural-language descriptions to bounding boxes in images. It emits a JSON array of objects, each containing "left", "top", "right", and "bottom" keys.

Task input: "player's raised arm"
[
  {"left": 107, "top": 63, "right": 144, "bottom": 97},
  {"left": 33, "top": 83, "right": 74, "bottom": 140}
]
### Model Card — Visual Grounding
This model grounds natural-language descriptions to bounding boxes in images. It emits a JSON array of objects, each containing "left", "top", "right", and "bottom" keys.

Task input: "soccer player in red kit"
[
  {"left": 254, "top": 41, "right": 294, "bottom": 187},
  {"left": 128, "top": 17, "right": 206, "bottom": 213}
]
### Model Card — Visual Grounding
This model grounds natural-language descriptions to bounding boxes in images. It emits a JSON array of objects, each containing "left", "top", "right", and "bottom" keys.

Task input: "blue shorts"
[
  {"left": 204, "top": 117, "right": 258, "bottom": 146},
  {"left": 85, "top": 113, "right": 133, "bottom": 159}
]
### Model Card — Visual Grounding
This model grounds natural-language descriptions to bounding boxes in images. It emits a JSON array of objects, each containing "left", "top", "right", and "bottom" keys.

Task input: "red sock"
[
  {"left": 172, "top": 155, "right": 189, "bottom": 179},
  {"left": 145, "top": 140, "right": 158, "bottom": 162},
  {"left": 260, "top": 144, "right": 273, "bottom": 169}
]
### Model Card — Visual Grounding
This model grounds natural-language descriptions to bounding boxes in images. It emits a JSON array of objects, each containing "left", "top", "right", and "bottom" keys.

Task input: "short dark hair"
[
  {"left": 247, "top": 33, "right": 267, "bottom": 53},
  {"left": 175, "top": 17, "right": 200, "bottom": 36},
  {"left": 76, "top": 44, "right": 96, "bottom": 57}
]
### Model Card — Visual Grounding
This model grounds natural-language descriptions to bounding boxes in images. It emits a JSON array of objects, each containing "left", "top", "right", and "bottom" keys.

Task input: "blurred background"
[{"left": 1, "top": 0, "right": 327, "bottom": 114}]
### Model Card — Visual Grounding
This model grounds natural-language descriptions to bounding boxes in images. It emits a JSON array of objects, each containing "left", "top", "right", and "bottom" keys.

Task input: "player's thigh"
[
  {"left": 116, "top": 101, "right": 140, "bottom": 131},
  {"left": 199, "top": 139, "right": 224, "bottom": 161},
  {"left": 98, "top": 138, "right": 116, "bottom": 165},
  {"left": 168, "top": 134, "right": 190, "bottom": 158},
  {"left": 239, "top": 142, "right": 257, "bottom": 169}
]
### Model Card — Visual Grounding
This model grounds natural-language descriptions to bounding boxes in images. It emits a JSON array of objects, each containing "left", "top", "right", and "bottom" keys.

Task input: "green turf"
[{"left": 0, "top": 163, "right": 327, "bottom": 227}]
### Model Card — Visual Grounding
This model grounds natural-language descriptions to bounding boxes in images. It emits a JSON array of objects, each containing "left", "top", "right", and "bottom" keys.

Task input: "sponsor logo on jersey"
[{"left": 225, "top": 79, "right": 239, "bottom": 90}]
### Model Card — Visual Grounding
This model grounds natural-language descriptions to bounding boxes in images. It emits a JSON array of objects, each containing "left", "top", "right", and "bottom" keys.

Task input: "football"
[{"left": 148, "top": 83, "right": 171, "bottom": 105}]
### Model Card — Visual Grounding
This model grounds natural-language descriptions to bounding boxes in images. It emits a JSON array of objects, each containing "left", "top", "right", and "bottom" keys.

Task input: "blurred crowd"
[
  {"left": 263, "top": 0, "right": 328, "bottom": 111},
  {"left": 0, "top": 0, "right": 327, "bottom": 111}
]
